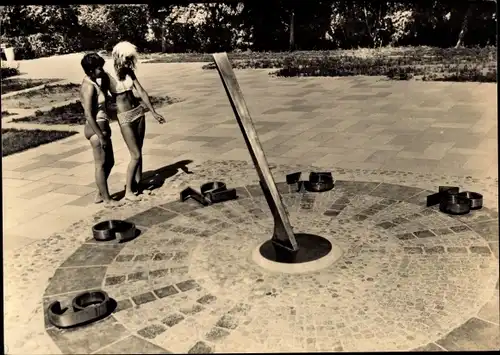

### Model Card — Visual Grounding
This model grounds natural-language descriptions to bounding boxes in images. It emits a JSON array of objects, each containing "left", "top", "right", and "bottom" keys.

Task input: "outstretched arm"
[{"left": 130, "top": 71, "right": 165, "bottom": 124}]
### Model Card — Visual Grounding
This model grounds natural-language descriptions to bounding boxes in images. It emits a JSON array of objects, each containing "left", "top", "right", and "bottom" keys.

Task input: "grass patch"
[
  {"left": 422, "top": 68, "right": 497, "bottom": 82},
  {"left": 2, "top": 83, "right": 79, "bottom": 109},
  {"left": 2, "top": 128, "right": 78, "bottom": 157},
  {"left": 12, "top": 95, "right": 181, "bottom": 125},
  {"left": 197, "top": 46, "right": 496, "bottom": 83},
  {"left": 13, "top": 102, "right": 84, "bottom": 125},
  {"left": 145, "top": 53, "right": 215, "bottom": 63},
  {"left": 272, "top": 56, "right": 496, "bottom": 82},
  {"left": 1, "top": 111, "right": 17, "bottom": 119},
  {"left": 1, "top": 66, "right": 20, "bottom": 79},
  {"left": 1, "top": 78, "right": 61, "bottom": 95}
]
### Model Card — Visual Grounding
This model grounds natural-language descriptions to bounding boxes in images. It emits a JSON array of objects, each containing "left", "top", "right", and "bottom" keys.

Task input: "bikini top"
[
  {"left": 84, "top": 76, "right": 106, "bottom": 112},
  {"left": 106, "top": 68, "right": 134, "bottom": 94}
]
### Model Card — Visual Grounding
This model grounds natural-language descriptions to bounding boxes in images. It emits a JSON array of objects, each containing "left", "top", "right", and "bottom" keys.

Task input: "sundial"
[
  {"left": 212, "top": 52, "right": 335, "bottom": 264},
  {"left": 37, "top": 53, "right": 498, "bottom": 354}
]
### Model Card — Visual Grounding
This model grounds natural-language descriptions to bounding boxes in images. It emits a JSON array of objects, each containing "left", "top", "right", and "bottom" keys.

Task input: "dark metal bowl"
[
  {"left": 72, "top": 290, "right": 109, "bottom": 311},
  {"left": 458, "top": 191, "right": 483, "bottom": 210},
  {"left": 309, "top": 172, "right": 333, "bottom": 184},
  {"left": 92, "top": 220, "right": 136, "bottom": 242},
  {"left": 439, "top": 195, "right": 471, "bottom": 215},
  {"left": 305, "top": 172, "right": 334, "bottom": 192}
]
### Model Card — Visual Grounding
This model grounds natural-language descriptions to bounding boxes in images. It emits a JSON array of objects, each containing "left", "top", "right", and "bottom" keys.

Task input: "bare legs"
[
  {"left": 89, "top": 135, "right": 117, "bottom": 205},
  {"left": 133, "top": 116, "right": 146, "bottom": 193},
  {"left": 120, "top": 116, "right": 145, "bottom": 201}
]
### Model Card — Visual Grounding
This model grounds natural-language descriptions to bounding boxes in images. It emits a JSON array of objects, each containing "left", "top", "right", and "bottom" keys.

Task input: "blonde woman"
[{"left": 107, "top": 41, "right": 166, "bottom": 201}]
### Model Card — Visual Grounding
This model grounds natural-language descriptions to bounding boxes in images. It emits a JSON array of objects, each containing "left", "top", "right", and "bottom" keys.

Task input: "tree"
[
  {"left": 107, "top": 5, "right": 150, "bottom": 50},
  {"left": 455, "top": 2, "right": 474, "bottom": 47},
  {"left": 77, "top": 5, "right": 113, "bottom": 50},
  {"left": 327, "top": 0, "right": 388, "bottom": 48},
  {"left": 454, "top": 0, "right": 497, "bottom": 47},
  {"left": 241, "top": 1, "right": 286, "bottom": 51},
  {"left": 1, "top": 5, "right": 80, "bottom": 37},
  {"left": 148, "top": 4, "right": 175, "bottom": 52},
  {"left": 384, "top": 3, "right": 416, "bottom": 46},
  {"left": 1, "top": 6, "right": 31, "bottom": 36}
]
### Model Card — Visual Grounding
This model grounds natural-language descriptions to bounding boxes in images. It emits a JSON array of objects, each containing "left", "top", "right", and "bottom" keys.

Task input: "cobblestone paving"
[{"left": 4, "top": 161, "right": 498, "bottom": 353}]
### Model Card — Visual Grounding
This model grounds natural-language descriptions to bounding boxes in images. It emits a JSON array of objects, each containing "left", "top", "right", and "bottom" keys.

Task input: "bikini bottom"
[{"left": 117, "top": 105, "right": 148, "bottom": 126}]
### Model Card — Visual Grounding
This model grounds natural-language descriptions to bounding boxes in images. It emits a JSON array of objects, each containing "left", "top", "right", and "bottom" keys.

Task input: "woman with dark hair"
[
  {"left": 107, "top": 41, "right": 166, "bottom": 201},
  {"left": 80, "top": 52, "right": 119, "bottom": 206}
]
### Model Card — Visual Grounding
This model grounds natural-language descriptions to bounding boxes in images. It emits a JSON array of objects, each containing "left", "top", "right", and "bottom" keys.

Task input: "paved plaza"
[{"left": 2, "top": 53, "right": 499, "bottom": 353}]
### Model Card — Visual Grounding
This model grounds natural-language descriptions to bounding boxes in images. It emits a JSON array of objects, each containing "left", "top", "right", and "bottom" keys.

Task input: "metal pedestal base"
[{"left": 261, "top": 233, "right": 332, "bottom": 264}]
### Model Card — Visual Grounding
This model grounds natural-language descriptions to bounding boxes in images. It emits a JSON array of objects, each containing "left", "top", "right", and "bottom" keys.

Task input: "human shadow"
[{"left": 112, "top": 159, "right": 194, "bottom": 200}]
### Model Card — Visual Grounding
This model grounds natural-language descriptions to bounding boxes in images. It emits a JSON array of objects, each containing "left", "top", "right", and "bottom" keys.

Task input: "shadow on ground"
[{"left": 111, "top": 159, "right": 194, "bottom": 200}]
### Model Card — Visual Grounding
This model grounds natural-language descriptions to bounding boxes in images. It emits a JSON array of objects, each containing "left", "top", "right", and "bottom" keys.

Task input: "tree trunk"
[
  {"left": 455, "top": 4, "right": 473, "bottom": 48},
  {"left": 362, "top": 6, "right": 376, "bottom": 48},
  {"left": 161, "top": 21, "right": 167, "bottom": 53},
  {"left": 289, "top": 10, "right": 295, "bottom": 51}
]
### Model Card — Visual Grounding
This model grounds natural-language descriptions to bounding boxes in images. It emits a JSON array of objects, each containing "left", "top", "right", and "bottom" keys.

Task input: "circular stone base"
[
  {"left": 41, "top": 167, "right": 499, "bottom": 353},
  {"left": 252, "top": 233, "right": 343, "bottom": 274}
]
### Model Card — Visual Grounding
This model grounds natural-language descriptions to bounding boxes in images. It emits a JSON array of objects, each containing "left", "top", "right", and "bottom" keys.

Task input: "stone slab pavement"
[
  {"left": 1, "top": 53, "right": 498, "bottom": 353},
  {"left": 3, "top": 54, "right": 497, "bottom": 252}
]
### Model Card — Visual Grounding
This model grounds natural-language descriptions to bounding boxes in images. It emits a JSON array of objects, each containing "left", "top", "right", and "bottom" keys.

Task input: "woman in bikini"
[
  {"left": 80, "top": 53, "right": 119, "bottom": 206},
  {"left": 107, "top": 41, "right": 166, "bottom": 202}
]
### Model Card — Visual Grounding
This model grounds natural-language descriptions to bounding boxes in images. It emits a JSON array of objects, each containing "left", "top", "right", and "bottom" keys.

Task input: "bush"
[
  {"left": 1, "top": 67, "right": 20, "bottom": 79},
  {"left": 386, "top": 67, "right": 414, "bottom": 80},
  {"left": 2, "top": 32, "right": 81, "bottom": 60},
  {"left": 162, "top": 23, "right": 206, "bottom": 53},
  {"left": 27, "top": 33, "right": 80, "bottom": 58},
  {"left": 2, "top": 35, "right": 34, "bottom": 60}
]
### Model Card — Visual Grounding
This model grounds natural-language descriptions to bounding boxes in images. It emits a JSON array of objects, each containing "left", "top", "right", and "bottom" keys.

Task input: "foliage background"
[{"left": 0, "top": 2, "right": 497, "bottom": 59}]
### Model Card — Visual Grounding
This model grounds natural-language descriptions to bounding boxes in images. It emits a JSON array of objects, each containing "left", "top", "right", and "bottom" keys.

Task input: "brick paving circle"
[{"left": 42, "top": 171, "right": 498, "bottom": 353}]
